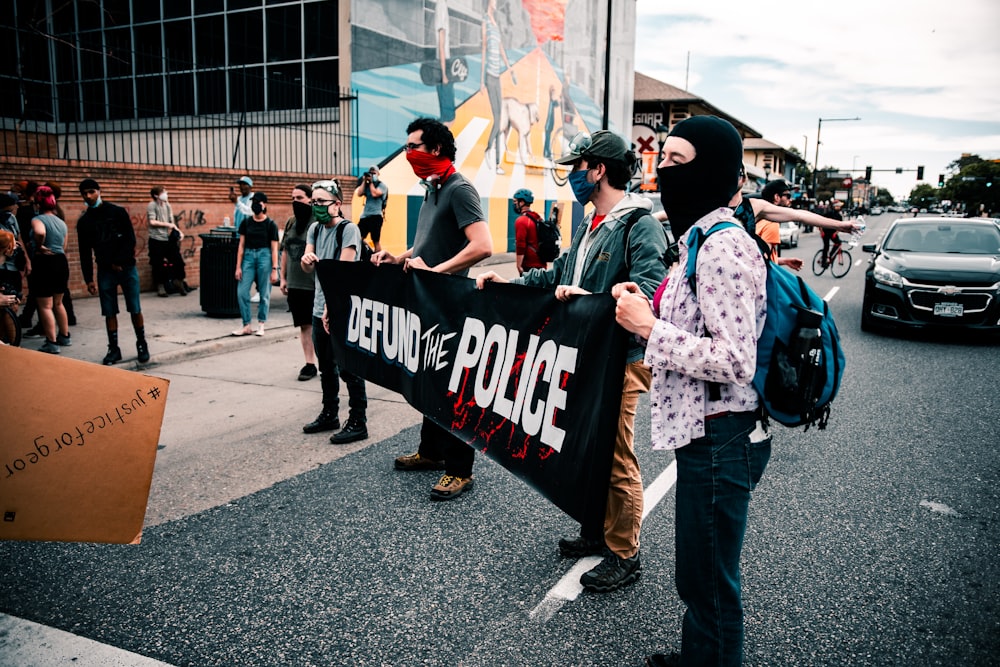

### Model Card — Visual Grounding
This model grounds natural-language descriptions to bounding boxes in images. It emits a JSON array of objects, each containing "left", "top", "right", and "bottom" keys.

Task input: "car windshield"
[{"left": 883, "top": 223, "right": 1000, "bottom": 254}]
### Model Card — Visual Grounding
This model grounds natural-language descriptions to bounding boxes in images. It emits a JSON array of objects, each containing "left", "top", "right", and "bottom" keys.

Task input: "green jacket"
[{"left": 515, "top": 193, "right": 669, "bottom": 363}]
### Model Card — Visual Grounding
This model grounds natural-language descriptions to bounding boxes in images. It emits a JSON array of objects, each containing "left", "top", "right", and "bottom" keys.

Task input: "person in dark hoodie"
[
  {"left": 279, "top": 183, "right": 319, "bottom": 381},
  {"left": 77, "top": 178, "right": 150, "bottom": 366},
  {"left": 614, "top": 115, "right": 772, "bottom": 667}
]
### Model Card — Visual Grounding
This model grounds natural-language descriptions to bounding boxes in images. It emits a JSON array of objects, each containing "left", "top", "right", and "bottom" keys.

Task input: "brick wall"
[{"left": 1, "top": 156, "right": 356, "bottom": 298}]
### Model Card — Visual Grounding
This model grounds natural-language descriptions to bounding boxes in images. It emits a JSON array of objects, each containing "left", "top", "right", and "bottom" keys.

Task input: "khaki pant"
[{"left": 604, "top": 360, "right": 651, "bottom": 559}]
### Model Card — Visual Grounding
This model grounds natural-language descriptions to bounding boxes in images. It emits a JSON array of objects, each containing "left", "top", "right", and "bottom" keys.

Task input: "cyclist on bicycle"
[{"left": 820, "top": 200, "right": 845, "bottom": 267}]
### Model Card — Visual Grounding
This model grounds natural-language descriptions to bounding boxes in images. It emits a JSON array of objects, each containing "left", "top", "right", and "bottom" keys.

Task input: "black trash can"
[{"left": 199, "top": 227, "right": 240, "bottom": 318}]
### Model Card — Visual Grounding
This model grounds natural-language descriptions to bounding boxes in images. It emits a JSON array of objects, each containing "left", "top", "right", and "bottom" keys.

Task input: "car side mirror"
[{"left": 862, "top": 243, "right": 876, "bottom": 253}]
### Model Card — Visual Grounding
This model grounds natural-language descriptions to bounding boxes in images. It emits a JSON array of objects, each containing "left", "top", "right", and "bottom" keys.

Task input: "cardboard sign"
[{"left": 0, "top": 346, "right": 168, "bottom": 544}]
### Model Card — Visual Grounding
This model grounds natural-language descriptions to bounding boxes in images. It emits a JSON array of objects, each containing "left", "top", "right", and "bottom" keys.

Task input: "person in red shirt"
[{"left": 512, "top": 188, "right": 546, "bottom": 275}]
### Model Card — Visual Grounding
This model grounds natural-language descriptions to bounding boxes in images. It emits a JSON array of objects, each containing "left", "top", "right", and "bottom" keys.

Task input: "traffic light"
[
  {"left": 916, "top": 165, "right": 924, "bottom": 180},
  {"left": 938, "top": 174, "right": 945, "bottom": 187},
  {"left": 865, "top": 166, "right": 872, "bottom": 181}
]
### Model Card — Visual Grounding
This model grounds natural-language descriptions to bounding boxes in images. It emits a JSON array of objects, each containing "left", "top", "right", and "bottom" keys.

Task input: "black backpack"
[
  {"left": 530, "top": 210, "right": 561, "bottom": 263},
  {"left": 334, "top": 220, "right": 373, "bottom": 263}
]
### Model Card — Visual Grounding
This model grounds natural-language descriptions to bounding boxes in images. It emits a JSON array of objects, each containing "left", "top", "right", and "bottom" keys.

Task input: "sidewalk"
[{"left": 18, "top": 253, "right": 519, "bottom": 370}]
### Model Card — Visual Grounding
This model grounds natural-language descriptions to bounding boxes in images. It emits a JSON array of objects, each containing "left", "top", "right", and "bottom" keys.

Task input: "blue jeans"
[
  {"left": 238, "top": 247, "right": 271, "bottom": 326},
  {"left": 674, "top": 412, "right": 771, "bottom": 667},
  {"left": 97, "top": 265, "right": 142, "bottom": 316}
]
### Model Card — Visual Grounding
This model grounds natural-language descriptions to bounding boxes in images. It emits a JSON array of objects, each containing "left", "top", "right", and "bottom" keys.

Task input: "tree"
[
  {"left": 875, "top": 188, "right": 894, "bottom": 207},
  {"left": 940, "top": 155, "right": 1000, "bottom": 215},
  {"left": 908, "top": 184, "right": 938, "bottom": 209}
]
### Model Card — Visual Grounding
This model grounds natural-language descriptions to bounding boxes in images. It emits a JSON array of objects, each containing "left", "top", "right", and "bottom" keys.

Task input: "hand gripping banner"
[{"left": 317, "top": 261, "right": 626, "bottom": 527}]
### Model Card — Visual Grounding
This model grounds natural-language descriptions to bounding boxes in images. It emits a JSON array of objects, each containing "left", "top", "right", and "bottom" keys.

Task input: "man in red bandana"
[{"left": 372, "top": 117, "right": 492, "bottom": 501}]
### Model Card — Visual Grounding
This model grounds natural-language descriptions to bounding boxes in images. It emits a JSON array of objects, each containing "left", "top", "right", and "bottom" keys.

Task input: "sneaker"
[
  {"left": 39, "top": 340, "right": 61, "bottom": 354},
  {"left": 136, "top": 340, "right": 150, "bottom": 364},
  {"left": 329, "top": 417, "right": 368, "bottom": 444},
  {"left": 303, "top": 411, "right": 339, "bottom": 434},
  {"left": 251, "top": 292, "right": 260, "bottom": 303},
  {"left": 254, "top": 324, "right": 265, "bottom": 336},
  {"left": 297, "top": 363, "right": 318, "bottom": 381},
  {"left": 103, "top": 345, "right": 123, "bottom": 365},
  {"left": 430, "top": 474, "right": 474, "bottom": 501},
  {"left": 580, "top": 550, "right": 641, "bottom": 593},
  {"left": 394, "top": 452, "right": 446, "bottom": 471},
  {"left": 558, "top": 535, "right": 605, "bottom": 558},
  {"left": 56, "top": 333, "right": 72, "bottom": 346},
  {"left": 23, "top": 325, "right": 43, "bottom": 339}
]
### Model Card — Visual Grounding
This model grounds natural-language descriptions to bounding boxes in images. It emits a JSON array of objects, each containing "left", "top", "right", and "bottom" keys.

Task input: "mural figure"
[{"left": 481, "top": 0, "right": 515, "bottom": 175}]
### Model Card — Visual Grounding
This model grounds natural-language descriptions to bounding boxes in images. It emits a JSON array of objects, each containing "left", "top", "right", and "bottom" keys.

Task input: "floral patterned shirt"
[{"left": 643, "top": 207, "right": 768, "bottom": 450}]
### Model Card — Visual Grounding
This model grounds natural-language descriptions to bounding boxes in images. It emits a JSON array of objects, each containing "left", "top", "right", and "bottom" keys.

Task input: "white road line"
[
  {"left": 529, "top": 460, "right": 679, "bottom": 622},
  {"left": 823, "top": 286, "right": 840, "bottom": 302}
]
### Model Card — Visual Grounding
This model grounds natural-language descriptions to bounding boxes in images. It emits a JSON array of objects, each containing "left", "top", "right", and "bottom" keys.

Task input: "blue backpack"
[{"left": 686, "top": 222, "right": 846, "bottom": 430}]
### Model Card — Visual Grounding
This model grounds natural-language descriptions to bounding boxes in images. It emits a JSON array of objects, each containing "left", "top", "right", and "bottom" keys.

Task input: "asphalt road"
[{"left": 2, "top": 214, "right": 999, "bottom": 666}]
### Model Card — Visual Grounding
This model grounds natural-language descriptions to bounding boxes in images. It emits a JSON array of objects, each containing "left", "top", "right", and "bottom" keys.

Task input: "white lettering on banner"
[
  {"left": 447, "top": 318, "right": 578, "bottom": 452},
  {"left": 346, "top": 295, "right": 421, "bottom": 373},
  {"left": 634, "top": 112, "right": 663, "bottom": 126},
  {"left": 421, "top": 324, "right": 456, "bottom": 371}
]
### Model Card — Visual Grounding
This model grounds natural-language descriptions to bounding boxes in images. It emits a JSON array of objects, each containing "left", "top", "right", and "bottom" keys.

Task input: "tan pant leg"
[{"left": 603, "top": 360, "right": 652, "bottom": 559}]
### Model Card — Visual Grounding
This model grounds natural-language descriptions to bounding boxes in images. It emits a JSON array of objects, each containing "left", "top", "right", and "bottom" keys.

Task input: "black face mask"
[
  {"left": 658, "top": 116, "right": 745, "bottom": 240},
  {"left": 251, "top": 201, "right": 265, "bottom": 216},
  {"left": 292, "top": 200, "right": 312, "bottom": 228}
]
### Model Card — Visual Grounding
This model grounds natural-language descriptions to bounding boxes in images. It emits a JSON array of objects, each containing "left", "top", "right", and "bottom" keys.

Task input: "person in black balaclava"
[
  {"left": 614, "top": 115, "right": 771, "bottom": 667},
  {"left": 280, "top": 183, "right": 319, "bottom": 381},
  {"left": 656, "top": 114, "right": 745, "bottom": 242}
]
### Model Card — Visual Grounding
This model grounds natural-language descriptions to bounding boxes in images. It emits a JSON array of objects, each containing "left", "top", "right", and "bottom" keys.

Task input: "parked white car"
[{"left": 779, "top": 221, "right": 800, "bottom": 248}]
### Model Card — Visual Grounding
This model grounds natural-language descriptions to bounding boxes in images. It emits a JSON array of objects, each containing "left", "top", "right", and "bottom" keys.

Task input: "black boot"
[{"left": 303, "top": 410, "right": 339, "bottom": 434}]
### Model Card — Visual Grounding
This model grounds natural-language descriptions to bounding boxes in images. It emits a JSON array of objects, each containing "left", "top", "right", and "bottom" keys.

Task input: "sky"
[{"left": 633, "top": 0, "right": 1000, "bottom": 201}]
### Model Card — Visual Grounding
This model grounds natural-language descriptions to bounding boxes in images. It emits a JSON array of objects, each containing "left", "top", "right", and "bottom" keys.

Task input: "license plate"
[{"left": 934, "top": 302, "right": 963, "bottom": 317}]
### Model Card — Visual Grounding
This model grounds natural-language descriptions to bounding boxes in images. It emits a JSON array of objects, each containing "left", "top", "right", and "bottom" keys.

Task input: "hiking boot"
[
  {"left": 136, "top": 339, "right": 150, "bottom": 364},
  {"left": 580, "top": 550, "right": 641, "bottom": 593},
  {"left": 39, "top": 340, "right": 61, "bottom": 354},
  {"left": 558, "top": 535, "right": 605, "bottom": 558},
  {"left": 157, "top": 283, "right": 168, "bottom": 297},
  {"left": 103, "top": 345, "right": 123, "bottom": 365},
  {"left": 430, "top": 474, "right": 474, "bottom": 501},
  {"left": 297, "top": 363, "right": 317, "bottom": 381},
  {"left": 394, "top": 452, "right": 446, "bottom": 471},
  {"left": 56, "top": 333, "right": 72, "bottom": 346},
  {"left": 303, "top": 411, "right": 339, "bottom": 434},
  {"left": 329, "top": 417, "right": 368, "bottom": 445}
]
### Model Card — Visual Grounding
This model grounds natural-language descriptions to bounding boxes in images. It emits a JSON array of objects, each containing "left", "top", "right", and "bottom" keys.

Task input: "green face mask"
[{"left": 312, "top": 204, "right": 333, "bottom": 223}]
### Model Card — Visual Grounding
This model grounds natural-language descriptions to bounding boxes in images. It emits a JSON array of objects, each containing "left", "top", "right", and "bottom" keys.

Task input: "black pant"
[
  {"left": 149, "top": 238, "right": 186, "bottom": 284},
  {"left": 418, "top": 417, "right": 475, "bottom": 478},
  {"left": 312, "top": 315, "right": 366, "bottom": 421}
]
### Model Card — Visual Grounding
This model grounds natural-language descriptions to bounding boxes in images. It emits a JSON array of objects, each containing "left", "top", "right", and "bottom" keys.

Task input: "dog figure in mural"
[{"left": 499, "top": 97, "right": 540, "bottom": 165}]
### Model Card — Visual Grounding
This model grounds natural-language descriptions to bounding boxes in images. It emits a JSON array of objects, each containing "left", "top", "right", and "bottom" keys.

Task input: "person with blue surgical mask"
[{"left": 476, "top": 129, "right": 668, "bottom": 594}]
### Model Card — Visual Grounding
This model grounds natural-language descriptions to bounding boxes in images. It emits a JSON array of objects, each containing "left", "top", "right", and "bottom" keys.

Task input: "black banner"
[{"left": 317, "top": 261, "right": 626, "bottom": 527}]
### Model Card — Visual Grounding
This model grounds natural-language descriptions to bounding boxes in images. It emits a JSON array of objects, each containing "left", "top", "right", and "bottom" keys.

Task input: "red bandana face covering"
[{"left": 405, "top": 149, "right": 453, "bottom": 180}]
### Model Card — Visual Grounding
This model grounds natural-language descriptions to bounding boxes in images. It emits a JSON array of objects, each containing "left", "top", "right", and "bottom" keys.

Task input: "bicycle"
[{"left": 812, "top": 242, "right": 852, "bottom": 278}]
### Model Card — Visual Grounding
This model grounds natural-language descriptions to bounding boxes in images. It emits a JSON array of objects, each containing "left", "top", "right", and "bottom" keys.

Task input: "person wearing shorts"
[
  {"left": 353, "top": 166, "right": 388, "bottom": 254},
  {"left": 280, "top": 183, "right": 318, "bottom": 381},
  {"left": 77, "top": 178, "right": 149, "bottom": 366}
]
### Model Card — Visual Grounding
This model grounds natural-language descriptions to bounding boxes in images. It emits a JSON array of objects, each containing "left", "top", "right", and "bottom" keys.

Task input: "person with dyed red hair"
[{"left": 28, "top": 186, "right": 71, "bottom": 354}]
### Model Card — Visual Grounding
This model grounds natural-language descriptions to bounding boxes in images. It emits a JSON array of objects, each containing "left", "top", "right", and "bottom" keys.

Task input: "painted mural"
[{"left": 350, "top": 0, "right": 619, "bottom": 256}]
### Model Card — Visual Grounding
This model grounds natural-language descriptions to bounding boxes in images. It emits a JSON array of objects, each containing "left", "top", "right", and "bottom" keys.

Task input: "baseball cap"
[
  {"left": 513, "top": 188, "right": 534, "bottom": 204},
  {"left": 761, "top": 179, "right": 791, "bottom": 202},
  {"left": 0, "top": 192, "right": 17, "bottom": 208},
  {"left": 237, "top": 176, "right": 253, "bottom": 187},
  {"left": 555, "top": 130, "right": 630, "bottom": 165},
  {"left": 251, "top": 192, "right": 268, "bottom": 204}
]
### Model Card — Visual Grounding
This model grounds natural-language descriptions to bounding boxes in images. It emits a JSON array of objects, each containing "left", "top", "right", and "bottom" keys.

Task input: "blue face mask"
[
  {"left": 568, "top": 169, "right": 595, "bottom": 205},
  {"left": 87, "top": 197, "right": 103, "bottom": 209}
]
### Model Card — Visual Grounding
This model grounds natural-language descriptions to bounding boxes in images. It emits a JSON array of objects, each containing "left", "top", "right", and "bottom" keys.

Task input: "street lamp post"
[{"left": 812, "top": 116, "right": 860, "bottom": 202}]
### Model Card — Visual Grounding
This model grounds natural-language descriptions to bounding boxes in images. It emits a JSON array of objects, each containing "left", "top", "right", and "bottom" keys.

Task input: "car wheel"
[
  {"left": 792, "top": 234, "right": 799, "bottom": 248},
  {"left": 861, "top": 294, "right": 877, "bottom": 333}
]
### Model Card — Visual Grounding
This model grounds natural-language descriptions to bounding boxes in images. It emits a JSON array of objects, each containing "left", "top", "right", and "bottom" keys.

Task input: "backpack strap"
[
  {"left": 622, "top": 208, "right": 650, "bottom": 270},
  {"left": 684, "top": 221, "right": 742, "bottom": 295}
]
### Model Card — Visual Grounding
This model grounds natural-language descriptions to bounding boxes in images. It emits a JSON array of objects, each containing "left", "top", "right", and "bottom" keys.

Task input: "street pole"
[{"left": 812, "top": 116, "right": 860, "bottom": 203}]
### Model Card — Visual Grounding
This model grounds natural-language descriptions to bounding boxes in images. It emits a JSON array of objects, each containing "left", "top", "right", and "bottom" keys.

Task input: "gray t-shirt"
[
  {"left": 360, "top": 181, "right": 388, "bottom": 218},
  {"left": 146, "top": 200, "right": 173, "bottom": 242},
  {"left": 31, "top": 213, "right": 68, "bottom": 255},
  {"left": 308, "top": 219, "right": 362, "bottom": 318},
  {"left": 411, "top": 172, "right": 484, "bottom": 277}
]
